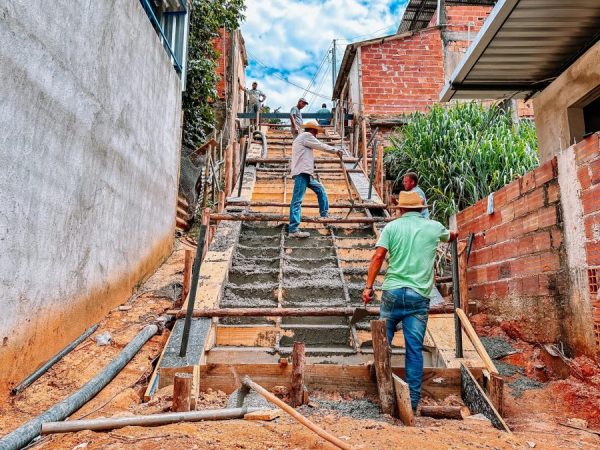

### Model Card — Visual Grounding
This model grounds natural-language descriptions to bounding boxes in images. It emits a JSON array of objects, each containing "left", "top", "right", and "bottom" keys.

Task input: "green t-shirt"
[{"left": 376, "top": 212, "right": 450, "bottom": 298}]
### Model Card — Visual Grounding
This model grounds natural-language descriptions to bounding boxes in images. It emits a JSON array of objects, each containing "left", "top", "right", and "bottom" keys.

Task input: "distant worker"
[
  {"left": 288, "top": 121, "right": 343, "bottom": 238},
  {"left": 290, "top": 98, "right": 308, "bottom": 138},
  {"left": 362, "top": 191, "right": 458, "bottom": 412},
  {"left": 240, "top": 81, "right": 266, "bottom": 119},
  {"left": 316, "top": 103, "right": 331, "bottom": 126},
  {"left": 403, "top": 172, "right": 430, "bottom": 219}
]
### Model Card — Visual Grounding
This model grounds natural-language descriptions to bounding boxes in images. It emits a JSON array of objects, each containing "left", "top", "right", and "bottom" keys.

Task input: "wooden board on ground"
[
  {"left": 244, "top": 409, "right": 280, "bottom": 421},
  {"left": 460, "top": 363, "right": 510, "bottom": 432},
  {"left": 427, "top": 315, "right": 482, "bottom": 368},
  {"left": 392, "top": 374, "right": 415, "bottom": 426}
]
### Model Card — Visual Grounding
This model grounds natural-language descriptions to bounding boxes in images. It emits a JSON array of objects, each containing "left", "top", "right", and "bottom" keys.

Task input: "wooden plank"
[
  {"left": 199, "top": 363, "right": 476, "bottom": 399},
  {"left": 489, "top": 372, "right": 504, "bottom": 416},
  {"left": 370, "top": 320, "right": 397, "bottom": 417},
  {"left": 290, "top": 342, "right": 306, "bottom": 407},
  {"left": 215, "top": 326, "right": 277, "bottom": 347},
  {"left": 392, "top": 374, "right": 415, "bottom": 426},
  {"left": 244, "top": 409, "right": 280, "bottom": 421},
  {"left": 460, "top": 363, "right": 510, "bottom": 432},
  {"left": 458, "top": 242, "right": 469, "bottom": 314},
  {"left": 172, "top": 373, "right": 192, "bottom": 412},
  {"left": 456, "top": 308, "right": 498, "bottom": 374}
]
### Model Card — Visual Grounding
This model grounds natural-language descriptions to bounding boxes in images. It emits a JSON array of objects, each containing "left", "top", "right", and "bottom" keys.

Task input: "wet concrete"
[
  {"left": 299, "top": 399, "right": 381, "bottom": 420},
  {"left": 237, "top": 245, "right": 280, "bottom": 259},
  {"left": 480, "top": 336, "right": 517, "bottom": 360},
  {"left": 228, "top": 268, "right": 279, "bottom": 286},
  {"left": 279, "top": 325, "right": 350, "bottom": 347},
  {"left": 283, "top": 257, "right": 338, "bottom": 270},
  {"left": 284, "top": 246, "right": 336, "bottom": 259},
  {"left": 508, "top": 376, "right": 546, "bottom": 398}
]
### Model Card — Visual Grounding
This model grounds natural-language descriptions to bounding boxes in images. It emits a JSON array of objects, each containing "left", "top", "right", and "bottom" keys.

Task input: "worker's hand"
[
  {"left": 362, "top": 287, "right": 374, "bottom": 305},
  {"left": 449, "top": 230, "right": 459, "bottom": 242},
  {"left": 336, "top": 149, "right": 344, "bottom": 158}
]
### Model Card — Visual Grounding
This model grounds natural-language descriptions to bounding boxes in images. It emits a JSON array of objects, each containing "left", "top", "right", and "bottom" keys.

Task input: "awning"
[{"left": 440, "top": 0, "right": 600, "bottom": 101}]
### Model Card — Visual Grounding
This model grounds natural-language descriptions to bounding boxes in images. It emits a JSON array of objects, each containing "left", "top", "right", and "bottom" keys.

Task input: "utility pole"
[{"left": 331, "top": 39, "right": 337, "bottom": 92}]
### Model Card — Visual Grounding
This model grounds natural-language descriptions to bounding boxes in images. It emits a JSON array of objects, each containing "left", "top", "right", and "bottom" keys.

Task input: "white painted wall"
[{"left": 0, "top": 0, "right": 182, "bottom": 386}]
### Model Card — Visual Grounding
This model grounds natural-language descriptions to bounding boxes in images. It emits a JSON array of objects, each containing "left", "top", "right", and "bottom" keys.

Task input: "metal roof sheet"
[
  {"left": 398, "top": 0, "right": 496, "bottom": 33},
  {"left": 440, "top": 0, "right": 600, "bottom": 101}
]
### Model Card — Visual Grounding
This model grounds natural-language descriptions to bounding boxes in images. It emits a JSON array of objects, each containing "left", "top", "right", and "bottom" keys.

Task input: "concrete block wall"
[
  {"left": 0, "top": 1, "right": 182, "bottom": 388},
  {"left": 456, "top": 159, "right": 563, "bottom": 343},
  {"left": 360, "top": 28, "right": 444, "bottom": 115}
]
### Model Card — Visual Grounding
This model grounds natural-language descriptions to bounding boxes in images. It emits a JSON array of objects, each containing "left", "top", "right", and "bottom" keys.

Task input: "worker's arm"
[
  {"left": 449, "top": 230, "right": 458, "bottom": 242},
  {"left": 362, "top": 246, "right": 387, "bottom": 304},
  {"left": 303, "top": 134, "right": 341, "bottom": 155},
  {"left": 259, "top": 91, "right": 266, "bottom": 102}
]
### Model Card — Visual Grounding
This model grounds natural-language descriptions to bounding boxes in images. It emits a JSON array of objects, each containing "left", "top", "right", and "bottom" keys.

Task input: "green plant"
[
  {"left": 182, "top": 0, "right": 245, "bottom": 150},
  {"left": 385, "top": 102, "right": 539, "bottom": 225}
]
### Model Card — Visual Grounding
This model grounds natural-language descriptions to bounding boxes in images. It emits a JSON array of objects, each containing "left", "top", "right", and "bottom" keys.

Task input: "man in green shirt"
[{"left": 362, "top": 191, "right": 457, "bottom": 411}]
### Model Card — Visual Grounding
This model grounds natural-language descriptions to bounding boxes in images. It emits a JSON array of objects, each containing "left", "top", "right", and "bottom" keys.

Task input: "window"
[
  {"left": 568, "top": 85, "right": 600, "bottom": 143},
  {"left": 583, "top": 96, "right": 600, "bottom": 135},
  {"left": 140, "top": 0, "right": 190, "bottom": 90}
]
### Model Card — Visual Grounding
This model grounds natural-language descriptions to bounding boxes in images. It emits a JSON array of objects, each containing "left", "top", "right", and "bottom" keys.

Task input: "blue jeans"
[
  {"left": 288, "top": 173, "right": 329, "bottom": 233},
  {"left": 379, "top": 287, "right": 429, "bottom": 410}
]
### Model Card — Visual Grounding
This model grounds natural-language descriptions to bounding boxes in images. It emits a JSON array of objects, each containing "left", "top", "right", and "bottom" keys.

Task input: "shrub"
[{"left": 384, "top": 102, "right": 538, "bottom": 225}]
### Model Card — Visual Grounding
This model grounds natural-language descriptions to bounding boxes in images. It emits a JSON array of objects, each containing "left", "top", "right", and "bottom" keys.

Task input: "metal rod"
[
  {"left": 168, "top": 304, "right": 454, "bottom": 318},
  {"left": 368, "top": 139, "right": 378, "bottom": 200},
  {"left": 179, "top": 219, "right": 208, "bottom": 357},
  {"left": 209, "top": 212, "right": 394, "bottom": 224},
  {"left": 11, "top": 324, "right": 99, "bottom": 396},
  {"left": 237, "top": 140, "right": 249, "bottom": 198},
  {"left": 466, "top": 232, "right": 475, "bottom": 263},
  {"left": 247, "top": 157, "right": 358, "bottom": 164},
  {"left": 41, "top": 407, "right": 264, "bottom": 434},
  {"left": 451, "top": 240, "right": 464, "bottom": 358},
  {"left": 225, "top": 200, "right": 385, "bottom": 209}
]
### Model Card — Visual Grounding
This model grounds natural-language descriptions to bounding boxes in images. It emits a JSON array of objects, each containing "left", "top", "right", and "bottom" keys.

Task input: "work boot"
[
  {"left": 320, "top": 214, "right": 341, "bottom": 221},
  {"left": 288, "top": 230, "right": 310, "bottom": 238}
]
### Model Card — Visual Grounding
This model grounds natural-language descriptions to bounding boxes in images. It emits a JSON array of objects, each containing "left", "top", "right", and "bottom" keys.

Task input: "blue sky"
[{"left": 240, "top": 0, "right": 409, "bottom": 112}]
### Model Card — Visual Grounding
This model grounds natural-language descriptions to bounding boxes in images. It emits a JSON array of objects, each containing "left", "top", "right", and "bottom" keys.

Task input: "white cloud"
[{"left": 241, "top": 0, "right": 408, "bottom": 113}]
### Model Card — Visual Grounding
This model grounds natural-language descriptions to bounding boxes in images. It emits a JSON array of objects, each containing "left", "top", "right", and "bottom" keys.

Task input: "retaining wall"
[{"left": 0, "top": 0, "right": 182, "bottom": 387}]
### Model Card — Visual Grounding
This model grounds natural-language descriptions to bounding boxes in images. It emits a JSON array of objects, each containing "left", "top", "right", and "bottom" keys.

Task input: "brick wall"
[
  {"left": 445, "top": 5, "right": 492, "bottom": 33},
  {"left": 213, "top": 29, "right": 230, "bottom": 100},
  {"left": 360, "top": 28, "right": 444, "bottom": 115},
  {"left": 574, "top": 133, "right": 600, "bottom": 346},
  {"left": 456, "top": 158, "right": 564, "bottom": 342}
]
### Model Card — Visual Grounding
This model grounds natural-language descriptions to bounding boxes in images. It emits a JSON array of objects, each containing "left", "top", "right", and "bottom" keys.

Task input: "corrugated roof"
[
  {"left": 440, "top": 0, "right": 600, "bottom": 101},
  {"left": 398, "top": 0, "right": 496, "bottom": 33}
]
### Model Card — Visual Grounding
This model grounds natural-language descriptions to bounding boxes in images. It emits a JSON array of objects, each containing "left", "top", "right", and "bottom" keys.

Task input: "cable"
[
  {"left": 247, "top": 50, "right": 332, "bottom": 101},
  {"left": 307, "top": 59, "right": 332, "bottom": 111},
  {"left": 302, "top": 44, "right": 332, "bottom": 98},
  {"left": 338, "top": 23, "right": 397, "bottom": 42}
]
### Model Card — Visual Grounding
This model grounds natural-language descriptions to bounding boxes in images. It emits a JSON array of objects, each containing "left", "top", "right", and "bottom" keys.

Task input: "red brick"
[
  {"left": 520, "top": 171, "right": 536, "bottom": 194},
  {"left": 590, "top": 159, "right": 600, "bottom": 185},
  {"left": 551, "top": 229, "right": 563, "bottom": 249},
  {"left": 494, "top": 188, "right": 507, "bottom": 210},
  {"left": 547, "top": 182, "right": 560, "bottom": 204},
  {"left": 513, "top": 188, "right": 545, "bottom": 219},
  {"left": 582, "top": 184, "right": 600, "bottom": 215},
  {"left": 578, "top": 166, "right": 592, "bottom": 190},
  {"left": 533, "top": 158, "right": 557, "bottom": 186},
  {"left": 587, "top": 242, "right": 600, "bottom": 266}
]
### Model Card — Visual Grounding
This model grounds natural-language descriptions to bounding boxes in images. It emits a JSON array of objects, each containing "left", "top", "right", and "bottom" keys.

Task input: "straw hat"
[
  {"left": 396, "top": 191, "right": 427, "bottom": 209},
  {"left": 299, "top": 97, "right": 308, "bottom": 104},
  {"left": 301, "top": 120, "right": 324, "bottom": 133}
]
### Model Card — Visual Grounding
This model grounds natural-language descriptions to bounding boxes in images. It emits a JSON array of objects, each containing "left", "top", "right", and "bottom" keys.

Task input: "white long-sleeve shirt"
[{"left": 290, "top": 132, "right": 337, "bottom": 177}]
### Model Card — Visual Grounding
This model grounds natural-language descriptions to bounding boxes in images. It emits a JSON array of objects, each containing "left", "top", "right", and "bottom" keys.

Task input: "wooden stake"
[
  {"left": 241, "top": 376, "right": 352, "bottom": 450},
  {"left": 488, "top": 373, "right": 504, "bottom": 416},
  {"left": 181, "top": 250, "right": 193, "bottom": 306},
  {"left": 371, "top": 320, "right": 397, "bottom": 417},
  {"left": 290, "top": 342, "right": 306, "bottom": 407},
  {"left": 172, "top": 373, "right": 193, "bottom": 412},
  {"left": 224, "top": 144, "right": 233, "bottom": 196},
  {"left": 376, "top": 143, "right": 384, "bottom": 198},
  {"left": 361, "top": 119, "right": 368, "bottom": 173},
  {"left": 455, "top": 308, "right": 498, "bottom": 374},
  {"left": 392, "top": 374, "right": 414, "bottom": 426},
  {"left": 420, "top": 405, "right": 471, "bottom": 420}
]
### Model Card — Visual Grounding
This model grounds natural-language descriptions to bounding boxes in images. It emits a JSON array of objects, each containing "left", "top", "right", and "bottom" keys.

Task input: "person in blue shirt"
[
  {"left": 316, "top": 103, "right": 331, "bottom": 126},
  {"left": 403, "top": 172, "right": 430, "bottom": 219}
]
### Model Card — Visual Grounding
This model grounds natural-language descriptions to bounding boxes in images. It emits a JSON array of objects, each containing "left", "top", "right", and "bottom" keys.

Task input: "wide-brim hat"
[
  {"left": 301, "top": 120, "right": 324, "bottom": 133},
  {"left": 397, "top": 191, "right": 427, "bottom": 209}
]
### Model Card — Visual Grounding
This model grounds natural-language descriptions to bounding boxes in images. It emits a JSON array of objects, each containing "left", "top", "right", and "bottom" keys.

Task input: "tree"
[{"left": 182, "top": 0, "right": 245, "bottom": 151}]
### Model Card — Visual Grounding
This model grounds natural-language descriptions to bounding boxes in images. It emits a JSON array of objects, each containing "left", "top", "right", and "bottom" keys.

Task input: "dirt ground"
[{"left": 1, "top": 241, "right": 600, "bottom": 449}]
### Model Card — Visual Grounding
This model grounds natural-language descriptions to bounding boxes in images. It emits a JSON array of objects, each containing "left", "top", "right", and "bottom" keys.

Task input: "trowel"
[{"left": 350, "top": 306, "right": 370, "bottom": 325}]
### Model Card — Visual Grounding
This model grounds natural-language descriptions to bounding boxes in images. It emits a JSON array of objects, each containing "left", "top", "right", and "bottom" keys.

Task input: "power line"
[
  {"left": 247, "top": 50, "right": 332, "bottom": 101},
  {"left": 303, "top": 44, "right": 332, "bottom": 98},
  {"left": 337, "top": 24, "right": 397, "bottom": 42}
]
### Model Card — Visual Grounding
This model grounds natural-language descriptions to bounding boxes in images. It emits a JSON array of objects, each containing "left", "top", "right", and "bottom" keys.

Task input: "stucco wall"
[
  {"left": 0, "top": 0, "right": 182, "bottom": 387},
  {"left": 534, "top": 40, "right": 600, "bottom": 163}
]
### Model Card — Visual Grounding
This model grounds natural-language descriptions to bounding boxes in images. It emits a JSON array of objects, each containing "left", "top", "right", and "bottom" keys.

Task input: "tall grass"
[{"left": 384, "top": 102, "right": 539, "bottom": 225}]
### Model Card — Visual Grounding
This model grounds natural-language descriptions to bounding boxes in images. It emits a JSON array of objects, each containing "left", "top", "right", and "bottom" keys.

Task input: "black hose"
[
  {"left": 11, "top": 324, "right": 99, "bottom": 396},
  {"left": 0, "top": 322, "right": 160, "bottom": 450}
]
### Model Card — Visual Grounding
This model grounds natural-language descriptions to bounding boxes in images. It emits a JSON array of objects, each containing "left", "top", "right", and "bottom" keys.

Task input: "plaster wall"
[
  {"left": 0, "top": 0, "right": 182, "bottom": 387},
  {"left": 533, "top": 40, "right": 600, "bottom": 163}
]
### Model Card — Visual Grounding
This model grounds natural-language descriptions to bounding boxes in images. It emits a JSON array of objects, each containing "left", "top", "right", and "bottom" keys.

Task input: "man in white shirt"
[
  {"left": 288, "top": 121, "right": 343, "bottom": 238},
  {"left": 290, "top": 98, "right": 308, "bottom": 138}
]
